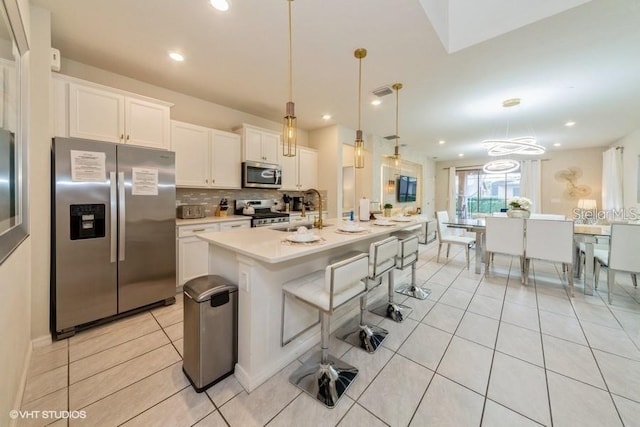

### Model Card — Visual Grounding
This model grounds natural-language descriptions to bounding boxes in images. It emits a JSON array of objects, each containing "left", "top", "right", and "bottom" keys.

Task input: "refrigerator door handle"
[
  {"left": 110, "top": 172, "right": 117, "bottom": 263},
  {"left": 118, "top": 171, "right": 126, "bottom": 261}
]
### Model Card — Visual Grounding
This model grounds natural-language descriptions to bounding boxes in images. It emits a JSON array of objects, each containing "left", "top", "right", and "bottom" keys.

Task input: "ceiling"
[{"left": 32, "top": 0, "right": 640, "bottom": 160}]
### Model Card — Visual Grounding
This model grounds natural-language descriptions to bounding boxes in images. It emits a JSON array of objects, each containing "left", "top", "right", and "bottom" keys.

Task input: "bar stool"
[
  {"left": 283, "top": 252, "right": 369, "bottom": 408},
  {"left": 391, "top": 230, "right": 431, "bottom": 300},
  {"left": 335, "top": 236, "right": 398, "bottom": 353},
  {"left": 370, "top": 239, "right": 413, "bottom": 323}
]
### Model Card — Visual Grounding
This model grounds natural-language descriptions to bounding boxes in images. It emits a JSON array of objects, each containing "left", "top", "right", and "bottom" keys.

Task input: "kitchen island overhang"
[{"left": 197, "top": 218, "right": 428, "bottom": 392}]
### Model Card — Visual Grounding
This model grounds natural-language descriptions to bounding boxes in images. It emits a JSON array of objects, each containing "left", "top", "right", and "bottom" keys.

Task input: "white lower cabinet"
[{"left": 176, "top": 219, "right": 250, "bottom": 286}]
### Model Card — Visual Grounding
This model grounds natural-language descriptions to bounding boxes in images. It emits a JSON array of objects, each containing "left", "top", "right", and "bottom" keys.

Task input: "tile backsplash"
[{"left": 176, "top": 188, "right": 327, "bottom": 216}]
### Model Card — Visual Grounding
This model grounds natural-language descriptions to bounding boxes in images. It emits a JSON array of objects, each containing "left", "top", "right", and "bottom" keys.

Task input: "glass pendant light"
[
  {"left": 282, "top": 0, "right": 297, "bottom": 157},
  {"left": 354, "top": 48, "right": 367, "bottom": 168}
]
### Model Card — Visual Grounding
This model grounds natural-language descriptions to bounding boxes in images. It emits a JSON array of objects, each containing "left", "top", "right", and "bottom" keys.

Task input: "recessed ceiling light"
[
  {"left": 169, "top": 52, "right": 184, "bottom": 62},
  {"left": 210, "top": 0, "right": 230, "bottom": 11},
  {"left": 458, "top": 153, "right": 464, "bottom": 157},
  {"left": 438, "top": 140, "right": 446, "bottom": 145},
  {"left": 554, "top": 143, "right": 561, "bottom": 147},
  {"left": 322, "top": 114, "right": 331, "bottom": 120},
  {"left": 564, "top": 121, "right": 576, "bottom": 127},
  {"left": 371, "top": 100, "right": 382, "bottom": 106}
]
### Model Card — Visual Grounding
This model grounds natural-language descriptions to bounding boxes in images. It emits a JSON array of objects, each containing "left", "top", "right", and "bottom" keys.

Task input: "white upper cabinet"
[
  {"left": 237, "top": 124, "right": 280, "bottom": 164},
  {"left": 171, "top": 121, "right": 210, "bottom": 187},
  {"left": 53, "top": 75, "right": 172, "bottom": 150},
  {"left": 171, "top": 120, "right": 241, "bottom": 189},
  {"left": 211, "top": 130, "right": 242, "bottom": 189},
  {"left": 279, "top": 144, "right": 318, "bottom": 191}
]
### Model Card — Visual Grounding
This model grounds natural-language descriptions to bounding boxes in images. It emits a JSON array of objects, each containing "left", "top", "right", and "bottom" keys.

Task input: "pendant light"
[
  {"left": 354, "top": 48, "right": 367, "bottom": 169},
  {"left": 282, "top": 0, "right": 297, "bottom": 157}
]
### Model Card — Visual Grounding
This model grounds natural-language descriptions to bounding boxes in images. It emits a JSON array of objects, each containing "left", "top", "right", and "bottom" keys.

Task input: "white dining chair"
[
  {"left": 435, "top": 211, "right": 475, "bottom": 269},
  {"left": 524, "top": 219, "right": 575, "bottom": 296},
  {"left": 594, "top": 223, "right": 640, "bottom": 304},
  {"left": 484, "top": 217, "right": 526, "bottom": 283}
]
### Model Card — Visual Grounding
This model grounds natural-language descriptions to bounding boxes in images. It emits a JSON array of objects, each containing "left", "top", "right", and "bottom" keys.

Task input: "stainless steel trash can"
[{"left": 183, "top": 275, "right": 238, "bottom": 392}]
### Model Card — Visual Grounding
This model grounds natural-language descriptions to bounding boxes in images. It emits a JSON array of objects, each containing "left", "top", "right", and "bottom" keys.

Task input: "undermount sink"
[{"left": 270, "top": 223, "right": 333, "bottom": 232}]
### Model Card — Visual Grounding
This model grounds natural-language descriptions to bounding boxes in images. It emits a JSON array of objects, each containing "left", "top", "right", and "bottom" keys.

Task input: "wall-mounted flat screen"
[{"left": 397, "top": 175, "right": 417, "bottom": 202}]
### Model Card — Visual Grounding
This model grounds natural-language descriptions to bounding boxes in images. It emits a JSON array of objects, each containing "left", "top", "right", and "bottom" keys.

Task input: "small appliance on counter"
[
  {"left": 215, "top": 198, "right": 229, "bottom": 217},
  {"left": 292, "top": 196, "right": 304, "bottom": 211},
  {"left": 178, "top": 204, "right": 206, "bottom": 219}
]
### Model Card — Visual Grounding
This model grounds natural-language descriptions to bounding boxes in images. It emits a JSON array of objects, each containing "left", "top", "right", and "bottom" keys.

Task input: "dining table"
[{"left": 444, "top": 218, "right": 611, "bottom": 295}]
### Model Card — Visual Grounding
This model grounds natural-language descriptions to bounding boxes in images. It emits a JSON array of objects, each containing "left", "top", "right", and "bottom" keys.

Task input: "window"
[{"left": 455, "top": 169, "right": 521, "bottom": 219}]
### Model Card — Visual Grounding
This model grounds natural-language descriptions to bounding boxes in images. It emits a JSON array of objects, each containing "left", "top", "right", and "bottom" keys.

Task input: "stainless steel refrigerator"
[{"left": 51, "top": 137, "right": 176, "bottom": 339}]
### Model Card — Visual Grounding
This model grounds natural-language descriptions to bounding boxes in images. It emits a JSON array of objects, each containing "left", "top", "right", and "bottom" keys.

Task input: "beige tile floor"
[{"left": 18, "top": 241, "right": 640, "bottom": 426}]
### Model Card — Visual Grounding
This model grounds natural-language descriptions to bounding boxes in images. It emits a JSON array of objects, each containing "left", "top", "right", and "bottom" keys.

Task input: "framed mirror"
[{"left": 0, "top": 0, "right": 29, "bottom": 265}]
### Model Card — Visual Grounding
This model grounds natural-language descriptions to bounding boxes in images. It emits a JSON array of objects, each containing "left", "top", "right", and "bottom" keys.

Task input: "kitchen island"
[{"left": 197, "top": 217, "right": 428, "bottom": 392}]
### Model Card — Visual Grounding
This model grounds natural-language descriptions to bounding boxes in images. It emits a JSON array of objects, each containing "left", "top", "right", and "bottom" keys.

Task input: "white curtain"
[
  {"left": 602, "top": 147, "right": 624, "bottom": 210},
  {"left": 447, "top": 167, "right": 456, "bottom": 218},
  {"left": 520, "top": 160, "right": 541, "bottom": 213}
]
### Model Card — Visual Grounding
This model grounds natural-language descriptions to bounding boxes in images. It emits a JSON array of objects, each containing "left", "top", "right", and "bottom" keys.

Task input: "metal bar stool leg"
[
  {"left": 395, "top": 262, "right": 431, "bottom": 300},
  {"left": 371, "top": 270, "right": 413, "bottom": 322},
  {"left": 336, "top": 291, "right": 388, "bottom": 353},
  {"left": 290, "top": 313, "right": 358, "bottom": 408}
]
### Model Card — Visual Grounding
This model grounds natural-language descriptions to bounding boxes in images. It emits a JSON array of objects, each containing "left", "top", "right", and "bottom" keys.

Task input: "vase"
[
  {"left": 507, "top": 208, "right": 531, "bottom": 218},
  {"left": 384, "top": 208, "right": 392, "bottom": 217}
]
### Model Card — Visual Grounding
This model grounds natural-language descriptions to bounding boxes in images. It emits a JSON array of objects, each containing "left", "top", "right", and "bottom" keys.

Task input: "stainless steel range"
[{"left": 235, "top": 199, "right": 289, "bottom": 227}]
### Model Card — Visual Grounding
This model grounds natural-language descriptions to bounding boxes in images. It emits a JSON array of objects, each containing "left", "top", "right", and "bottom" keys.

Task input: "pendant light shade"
[
  {"left": 282, "top": 0, "right": 297, "bottom": 157},
  {"left": 354, "top": 48, "right": 367, "bottom": 169}
]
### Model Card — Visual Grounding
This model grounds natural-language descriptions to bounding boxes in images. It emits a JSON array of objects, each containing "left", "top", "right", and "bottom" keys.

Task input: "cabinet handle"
[
  {"left": 126, "top": 135, "right": 130, "bottom": 141},
  {"left": 120, "top": 134, "right": 124, "bottom": 141},
  {"left": 205, "top": 179, "right": 208, "bottom": 183},
  {"left": 231, "top": 224, "right": 242, "bottom": 228},
  {"left": 192, "top": 228, "right": 205, "bottom": 233},
  {"left": 212, "top": 179, "right": 215, "bottom": 183}
]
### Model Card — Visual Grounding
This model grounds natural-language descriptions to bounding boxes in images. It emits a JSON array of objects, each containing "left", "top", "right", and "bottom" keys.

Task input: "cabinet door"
[
  {"left": 69, "top": 83, "right": 124, "bottom": 143},
  {"left": 178, "top": 236, "right": 211, "bottom": 286},
  {"left": 243, "top": 128, "right": 264, "bottom": 162},
  {"left": 219, "top": 220, "right": 251, "bottom": 231},
  {"left": 125, "top": 97, "right": 170, "bottom": 149},
  {"left": 279, "top": 143, "right": 298, "bottom": 190},
  {"left": 261, "top": 131, "right": 280, "bottom": 164},
  {"left": 298, "top": 147, "right": 318, "bottom": 190},
  {"left": 171, "top": 121, "right": 210, "bottom": 187},
  {"left": 211, "top": 131, "right": 242, "bottom": 189}
]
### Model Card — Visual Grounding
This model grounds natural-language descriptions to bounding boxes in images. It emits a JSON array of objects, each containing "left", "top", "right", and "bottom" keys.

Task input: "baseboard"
[
  {"left": 10, "top": 341, "right": 33, "bottom": 427},
  {"left": 32, "top": 334, "right": 53, "bottom": 349}
]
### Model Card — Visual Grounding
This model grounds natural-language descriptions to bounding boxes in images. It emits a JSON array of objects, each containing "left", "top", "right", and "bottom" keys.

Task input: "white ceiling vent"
[{"left": 372, "top": 86, "right": 393, "bottom": 97}]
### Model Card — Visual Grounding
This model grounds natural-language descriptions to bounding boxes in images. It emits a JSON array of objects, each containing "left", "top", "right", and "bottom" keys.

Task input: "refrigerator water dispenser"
[{"left": 70, "top": 204, "right": 105, "bottom": 240}]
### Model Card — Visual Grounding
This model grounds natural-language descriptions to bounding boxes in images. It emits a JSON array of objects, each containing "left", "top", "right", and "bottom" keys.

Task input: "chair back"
[
  {"left": 485, "top": 217, "right": 525, "bottom": 256},
  {"left": 369, "top": 236, "right": 398, "bottom": 278},
  {"left": 609, "top": 223, "right": 640, "bottom": 273},
  {"left": 326, "top": 252, "right": 369, "bottom": 295},
  {"left": 525, "top": 219, "right": 574, "bottom": 263},
  {"left": 436, "top": 211, "right": 450, "bottom": 239},
  {"left": 530, "top": 213, "right": 566, "bottom": 220}
]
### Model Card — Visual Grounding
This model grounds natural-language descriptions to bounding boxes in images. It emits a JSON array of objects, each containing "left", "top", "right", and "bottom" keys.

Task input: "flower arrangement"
[{"left": 508, "top": 197, "right": 532, "bottom": 211}]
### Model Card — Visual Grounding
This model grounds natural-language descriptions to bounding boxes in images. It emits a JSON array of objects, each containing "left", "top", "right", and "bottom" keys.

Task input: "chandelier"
[
  {"left": 482, "top": 98, "right": 545, "bottom": 156},
  {"left": 482, "top": 158, "right": 520, "bottom": 174}
]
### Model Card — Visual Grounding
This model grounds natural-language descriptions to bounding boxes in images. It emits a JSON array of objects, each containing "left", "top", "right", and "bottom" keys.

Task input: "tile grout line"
[{"left": 479, "top": 255, "right": 514, "bottom": 427}]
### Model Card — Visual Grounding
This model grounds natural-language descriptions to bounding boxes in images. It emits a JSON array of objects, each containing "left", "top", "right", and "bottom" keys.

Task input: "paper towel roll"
[{"left": 359, "top": 197, "right": 370, "bottom": 221}]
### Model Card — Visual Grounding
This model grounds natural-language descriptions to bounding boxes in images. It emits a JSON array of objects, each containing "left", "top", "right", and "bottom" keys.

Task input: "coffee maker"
[{"left": 292, "top": 196, "right": 304, "bottom": 211}]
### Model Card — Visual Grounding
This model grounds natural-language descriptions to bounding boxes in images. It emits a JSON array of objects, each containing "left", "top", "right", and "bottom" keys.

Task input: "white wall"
[{"left": 613, "top": 129, "right": 640, "bottom": 210}]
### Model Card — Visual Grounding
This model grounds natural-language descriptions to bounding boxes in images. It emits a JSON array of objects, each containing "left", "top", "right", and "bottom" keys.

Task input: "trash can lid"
[{"left": 184, "top": 275, "right": 237, "bottom": 302}]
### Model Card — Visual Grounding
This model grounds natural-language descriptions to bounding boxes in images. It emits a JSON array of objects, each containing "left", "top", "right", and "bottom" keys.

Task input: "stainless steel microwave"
[{"left": 242, "top": 161, "right": 282, "bottom": 189}]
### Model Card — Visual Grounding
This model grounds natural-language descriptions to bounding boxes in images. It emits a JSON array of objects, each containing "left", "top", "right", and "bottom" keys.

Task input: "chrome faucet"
[{"left": 305, "top": 188, "right": 323, "bottom": 229}]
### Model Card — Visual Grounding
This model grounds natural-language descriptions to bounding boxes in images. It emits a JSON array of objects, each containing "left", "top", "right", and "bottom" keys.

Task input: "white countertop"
[
  {"left": 175, "top": 215, "right": 251, "bottom": 226},
  {"left": 198, "top": 216, "right": 428, "bottom": 264}
]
